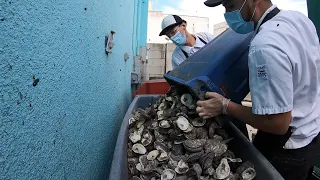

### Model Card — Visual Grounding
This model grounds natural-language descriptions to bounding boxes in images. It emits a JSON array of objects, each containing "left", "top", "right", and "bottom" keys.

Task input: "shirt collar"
[
  {"left": 181, "top": 35, "right": 203, "bottom": 52},
  {"left": 254, "top": 4, "right": 277, "bottom": 34}
]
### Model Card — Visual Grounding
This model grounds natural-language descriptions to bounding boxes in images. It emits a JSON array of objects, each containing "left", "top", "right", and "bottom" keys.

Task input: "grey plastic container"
[{"left": 109, "top": 95, "right": 284, "bottom": 180}]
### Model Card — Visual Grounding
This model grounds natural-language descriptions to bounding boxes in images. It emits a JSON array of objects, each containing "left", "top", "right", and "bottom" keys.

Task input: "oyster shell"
[
  {"left": 184, "top": 127, "right": 208, "bottom": 140},
  {"left": 136, "top": 119, "right": 145, "bottom": 129},
  {"left": 128, "top": 158, "right": 139, "bottom": 175},
  {"left": 161, "top": 169, "right": 176, "bottom": 180},
  {"left": 208, "top": 122, "right": 218, "bottom": 139},
  {"left": 168, "top": 158, "right": 179, "bottom": 169},
  {"left": 180, "top": 106, "right": 189, "bottom": 115},
  {"left": 186, "top": 150, "right": 204, "bottom": 163},
  {"left": 236, "top": 161, "right": 256, "bottom": 180},
  {"left": 192, "top": 163, "right": 202, "bottom": 177},
  {"left": 215, "top": 158, "right": 230, "bottom": 179},
  {"left": 215, "top": 128, "right": 229, "bottom": 140},
  {"left": 199, "top": 151, "right": 215, "bottom": 170},
  {"left": 149, "top": 121, "right": 159, "bottom": 130},
  {"left": 136, "top": 163, "right": 143, "bottom": 172},
  {"left": 154, "top": 141, "right": 168, "bottom": 152},
  {"left": 204, "top": 166, "right": 215, "bottom": 176},
  {"left": 180, "top": 93, "right": 193, "bottom": 108},
  {"left": 132, "top": 176, "right": 142, "bottom": 180},
  {"left": 183, "top": 139, "right": 206, "bottom": 153},
  {"left": 157, "top": 110, "right": 164, "bottom": 120},
  {"left": 204, "top": 139, "right": 228, "bottom": 157},
  {"left": 226, "top": 173, "right": 241, "bottom": 180},
  {"left": 129, "top": 129, "right": 142, "bottom": 143},
  {"left": 183, "top": 124, "right": 194, "bottom": 133},
  {"left": 176, "top": 116, "right": 190, "bottom": 131},
  {"left": 154, "top": 129, "right": 167, "bottom": 142},
  {"left": 175, "top": 176, "right": 189, "bottom": 180},
  {"left": 159, "top": 120, "right": 171, "bottom": 128},
  {"left": 158, "top": 150, "right": 169, "bottom": 162},
  {"left": 172, "top": 144, "right": 185, "bottom": 155},
  {"left": 141, "top": 130, "right": 153, "bottom": 146},
  {"left": 129, "top": 117, "right": 137, "bottom": 125},
  {"left": 139, "top": 155, "right": 159, "bottom": 172},
  {"left": 132, "top": 143, "right": 147, "bottom": 155},
  {"left": 158, "top": 102, "right": 166, "bottom": 111},
  {"left": 147, "top": 150, "right": 160, "bottom": 160},
  {"left": 191, "top": 117, "right": 206, "bottom": 127},
  {"left": 226, "top": 158, "right": 242, "bottom": 163},
  {"left": 175, "top": 160, "right": 189, "bottom": 174}
]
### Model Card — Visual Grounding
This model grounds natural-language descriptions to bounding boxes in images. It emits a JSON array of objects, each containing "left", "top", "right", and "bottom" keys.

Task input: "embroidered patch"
[{"left": 256, "top": 64, "right": 268, "bottom": 79}]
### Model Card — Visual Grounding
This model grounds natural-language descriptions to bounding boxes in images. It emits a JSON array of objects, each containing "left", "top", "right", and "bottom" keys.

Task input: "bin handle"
[{"left": 187, "top": 76, "right": 222, "bottom": 100}]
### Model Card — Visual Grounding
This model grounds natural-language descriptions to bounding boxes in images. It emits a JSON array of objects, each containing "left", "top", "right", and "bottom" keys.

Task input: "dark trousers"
[
  {"left": 253, "top": 130, "right": 320, "bottom": 180},
  {"left": 231, "top": 118, "right": 249, "bottom": 139}
]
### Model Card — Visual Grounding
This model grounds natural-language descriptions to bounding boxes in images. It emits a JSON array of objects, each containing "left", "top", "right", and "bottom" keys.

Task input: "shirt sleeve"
[
  {"left": 197, "top": 32, "right": 215, "bottom": 43},
  {"left": 205, "top": 32, "right": 215, "bottom": 42},
  {"left": 171, "top": 48, "right": 184, "bottom": 69},
  {"left": 248, "top": 46, "right": 293, "bottom": 115}
]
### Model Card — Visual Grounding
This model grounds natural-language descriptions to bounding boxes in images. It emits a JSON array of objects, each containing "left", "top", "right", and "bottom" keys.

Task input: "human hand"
[{"left": 196, "top": 92, "right": 230, "bottom": 119}]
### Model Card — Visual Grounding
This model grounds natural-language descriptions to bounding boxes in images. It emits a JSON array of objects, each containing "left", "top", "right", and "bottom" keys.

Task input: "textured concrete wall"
[
  {"left": 145, "top": 43, "right": 175, "bottom": 80},
  {"left": 214, "top": 22, "right": 229, "bottom": 37},
  {"left": 0, "top": 0, "right": 145, "bottom": 179}
]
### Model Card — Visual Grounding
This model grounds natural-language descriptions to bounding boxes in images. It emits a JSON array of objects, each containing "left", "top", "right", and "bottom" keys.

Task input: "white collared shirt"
[
  {"left": 249, "top": 5, "right": 320, "bottom": 149},
  {"left": 171, "top": 32, "right": 215, "bottom": 68}
]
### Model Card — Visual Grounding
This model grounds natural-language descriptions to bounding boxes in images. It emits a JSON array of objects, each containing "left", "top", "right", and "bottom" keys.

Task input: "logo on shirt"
[{"left": 257, "top": 64, "right": 268, "bottom": 79}]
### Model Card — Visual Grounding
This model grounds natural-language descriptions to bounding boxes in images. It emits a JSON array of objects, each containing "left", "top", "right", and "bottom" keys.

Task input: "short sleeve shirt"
[
  {"left": 171, "top": 32, "right": 215, "bottom": 69},
  {"left": 249, "top": 5, "right": 320, "bottom": 149}
]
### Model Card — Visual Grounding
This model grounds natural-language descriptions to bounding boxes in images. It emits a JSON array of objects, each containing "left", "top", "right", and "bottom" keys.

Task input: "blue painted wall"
[
  {"left": 132, "top": 0, "right": 149, "bottom": 55},
  {"left": 0, "top": 0, "right": 147, "bottom": 179}
]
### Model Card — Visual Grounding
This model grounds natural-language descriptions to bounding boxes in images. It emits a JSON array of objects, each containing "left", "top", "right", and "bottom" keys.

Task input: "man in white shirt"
[
  {"left": 198, "top": 0, "right": 320, "bottom": 179},
  {"left": 159, "top": 15, "right": 215, "bottom": 69}
]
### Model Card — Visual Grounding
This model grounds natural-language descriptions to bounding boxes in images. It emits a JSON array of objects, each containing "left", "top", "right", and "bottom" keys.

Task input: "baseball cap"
[
  {"left": 204, "top": 0, "right": 223, "bottom": 7},
  {"left": 159, "top": 15, "right": 185, "bottom": 36}
]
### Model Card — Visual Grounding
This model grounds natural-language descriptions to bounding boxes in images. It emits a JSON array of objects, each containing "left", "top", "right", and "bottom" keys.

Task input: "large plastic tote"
[
  {"left": 164, "top": 29, "right": 253, "bottom": 103},
  {"left": 109, "top": 95, "right": 284, "bottom": 180}
]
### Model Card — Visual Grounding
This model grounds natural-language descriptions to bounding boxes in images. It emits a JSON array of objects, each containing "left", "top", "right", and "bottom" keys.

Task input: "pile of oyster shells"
[{"left": 127, "top": 89, "right": 256, "bottom": 180}]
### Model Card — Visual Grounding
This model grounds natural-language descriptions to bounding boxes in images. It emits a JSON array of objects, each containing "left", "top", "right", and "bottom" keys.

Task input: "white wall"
[
  {"left": 214, "top": 22, "right": 229, "bottom": 36},
  {"left": 145, "top": 43, "right": 176, "bottom": 80}
]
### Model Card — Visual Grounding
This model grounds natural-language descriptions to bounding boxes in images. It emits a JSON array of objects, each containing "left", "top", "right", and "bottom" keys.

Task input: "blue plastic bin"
[
  {"left": 164, "top": 29, "right": 254, "bottom": 103},
  {"left": 109, "top": 95, "right": 284, "bottom": 180}
]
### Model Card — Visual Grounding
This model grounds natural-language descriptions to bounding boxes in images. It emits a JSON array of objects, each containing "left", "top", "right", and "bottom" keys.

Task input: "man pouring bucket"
[{"left": 198, "top": 0, "right": 320, "bottom": 179}]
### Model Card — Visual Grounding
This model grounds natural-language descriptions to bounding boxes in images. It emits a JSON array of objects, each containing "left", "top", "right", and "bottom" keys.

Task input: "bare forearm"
[{"left": 227, "top": 102, "right": 290, "bottom": 135}]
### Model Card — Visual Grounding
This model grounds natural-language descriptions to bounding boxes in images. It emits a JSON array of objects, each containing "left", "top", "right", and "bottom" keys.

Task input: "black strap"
[
  {"left": 181, "top": 49, "right": 188, "bottom": 58},
  {"left": 256, "top": 7, "right": 281, "bottom": 33},
  {"left": 181, "top": 36, "right": 208, "bottom": 58},
  {"left": 198, "top": 37, "right": 207, "bottom": 45}
]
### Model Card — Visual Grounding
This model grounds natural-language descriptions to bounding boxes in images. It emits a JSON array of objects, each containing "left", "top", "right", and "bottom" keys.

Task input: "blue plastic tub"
[
  {"left": 164, "top": 29, "right": 254, "bottom": 103},
  {"left": 109, "top": 95, "right": 284, "bottom": 180}
]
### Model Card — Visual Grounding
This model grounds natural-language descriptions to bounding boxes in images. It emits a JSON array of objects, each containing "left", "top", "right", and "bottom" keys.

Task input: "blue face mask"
[
  {"left": 171, "top": 31, "right": 186, "bottom": 46},
  {"left": 224, "top": 0, "right": 255, "bottom": 34}
]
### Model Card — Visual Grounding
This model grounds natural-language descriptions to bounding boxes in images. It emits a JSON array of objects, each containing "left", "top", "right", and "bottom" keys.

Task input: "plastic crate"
[{"left": 133, "top": 79, "right": 170, "bottom": 98}]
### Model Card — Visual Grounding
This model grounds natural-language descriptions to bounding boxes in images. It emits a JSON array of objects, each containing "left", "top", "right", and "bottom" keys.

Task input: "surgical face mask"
[
  {"left": 224, "top": 0, "right": 256, "bottom": 34},
  {"left": 171, "top": 31, "right": 186, "bottom": 46}
]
